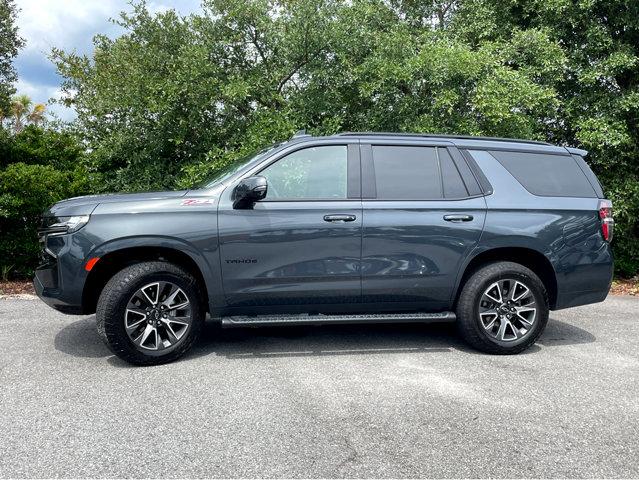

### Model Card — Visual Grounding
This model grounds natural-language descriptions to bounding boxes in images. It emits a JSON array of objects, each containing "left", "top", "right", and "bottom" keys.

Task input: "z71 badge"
[{"left": 180, "top": 198, "right": 214, "bottom": 206}]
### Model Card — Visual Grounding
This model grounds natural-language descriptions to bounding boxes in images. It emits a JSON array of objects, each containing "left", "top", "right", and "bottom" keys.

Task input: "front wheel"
[
  {"left": 96, "top": 261, "right": 204, "bottom": 365},
  {"left": 456, "top": 261, "right": 549, "bottom": 354}
]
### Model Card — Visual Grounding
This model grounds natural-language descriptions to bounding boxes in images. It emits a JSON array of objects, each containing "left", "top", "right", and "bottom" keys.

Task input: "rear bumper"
[
  {"left": 553, "top": 244, "right": 613, "bottom": 310},
  {"left": 554, "top": 287, "right": 610, "bottom": 310}
]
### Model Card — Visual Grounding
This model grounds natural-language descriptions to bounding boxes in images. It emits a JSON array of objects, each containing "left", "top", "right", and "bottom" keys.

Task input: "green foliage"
[
  {"left": 605, "top": 176, "right": 639, "bottom": 276},
  {"left": 0, "top": 0, "right": 23, "bottom": 115},
  {"left": 52, "top": 0, "right": 566, "bottom": 189},
  {"left": 0, "top": 125, "right": 84, "bottom": 169},
  {"left": 0, "top": 127, "right": 91, "bottom": 278},
  {"left": 0, "top": 163, "right": 85, "bottom": 218},
  {"left": 449, "top": 0, "right": 639, "bottom": 275},
  {"left": 17, "top": 0, "right": 637, "bottom": 278}
]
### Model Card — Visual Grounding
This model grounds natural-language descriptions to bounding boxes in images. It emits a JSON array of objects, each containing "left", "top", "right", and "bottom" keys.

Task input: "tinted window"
[
  {"left": 572, "top": 154, "right": 604, "bottom": 198},
  {"left": 439, "top": 148, "right": 468, "bottom": 198},
  {"left": 260, "top": 145, "right": 347, "bottom": 199},
  {"left": 372, "top": 146, "right": 441, "bottom": 199},
  {"left": 450, "top": 148, "right": 482, "bottom": 196},
  {"left": 490, "top": 151, "right": 597, "bottom": 198},
  {"left": 200, "top": 143, "right": 282, "bottom": 188},
  {"left": 461, "top": 149, "right": 491, "bottom": 195}
]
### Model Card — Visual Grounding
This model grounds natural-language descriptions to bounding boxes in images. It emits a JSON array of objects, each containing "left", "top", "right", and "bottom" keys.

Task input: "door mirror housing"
[{"left": 233, "top": 176, "right": 268, "bottom": 209}]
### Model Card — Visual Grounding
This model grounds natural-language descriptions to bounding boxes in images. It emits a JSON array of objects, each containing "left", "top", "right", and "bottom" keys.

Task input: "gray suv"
[{"left": 34, "top": 132, "right": 614, "bottom": 365}]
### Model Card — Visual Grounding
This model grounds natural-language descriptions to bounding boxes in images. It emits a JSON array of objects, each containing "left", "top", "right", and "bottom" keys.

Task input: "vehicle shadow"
[
  {"left": 190, "top": 321, "right": 458, "bottom": 361},
  {"left": 537, "top": 317, "right": 597, "bottom": 347},
  {"left": 53, "top": 315, "right": 597, "bottom": 367}
]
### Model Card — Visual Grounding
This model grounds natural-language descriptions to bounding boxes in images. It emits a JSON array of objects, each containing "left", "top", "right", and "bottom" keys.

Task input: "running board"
[{"left": 221, "top": 311, "right": 456, "bottom": 328}]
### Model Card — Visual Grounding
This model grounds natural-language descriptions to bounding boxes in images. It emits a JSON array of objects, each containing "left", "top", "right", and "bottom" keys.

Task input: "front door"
[
  {"left": 218, "top": 142, "right": 362, "bottom": 313},
  {"left": 360, "top": 142, "right": 487, "bottom": 311}
]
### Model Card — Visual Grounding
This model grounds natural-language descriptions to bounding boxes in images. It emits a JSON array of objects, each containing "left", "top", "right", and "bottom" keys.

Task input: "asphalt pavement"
[{"left": 0, "top": 296, "right": 637, "bottom": 478}]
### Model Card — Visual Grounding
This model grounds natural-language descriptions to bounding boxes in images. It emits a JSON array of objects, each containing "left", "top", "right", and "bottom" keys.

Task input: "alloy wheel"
[
  {"left": 478, "top": 279, "right": 537, "bottom": 342},
  {"left": 124, "top": 281, "right": 193, "bottom": 351}
]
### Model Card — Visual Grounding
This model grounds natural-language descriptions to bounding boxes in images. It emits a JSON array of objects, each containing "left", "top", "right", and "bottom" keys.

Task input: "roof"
[
  {"left": 335, "top": 131, "right": 552, "bottom": 146},
  {"left": 289, "top": 131, "right": 581, "bottom": 155}
]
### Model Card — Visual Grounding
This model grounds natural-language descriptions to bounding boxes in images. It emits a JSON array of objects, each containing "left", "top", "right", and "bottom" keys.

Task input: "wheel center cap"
[{"left": 151, "top": 309, "right": 160, "bottom": 320}]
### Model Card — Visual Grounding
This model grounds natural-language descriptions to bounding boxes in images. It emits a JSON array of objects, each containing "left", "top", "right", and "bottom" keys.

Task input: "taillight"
[{"left": 598, "top": 199, "right": 614, "bottom": 242}]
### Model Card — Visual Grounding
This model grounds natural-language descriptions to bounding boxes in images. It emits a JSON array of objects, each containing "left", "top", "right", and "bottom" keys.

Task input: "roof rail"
[{"left": 336, "top": 132, "right": 552, "bottom": 146}]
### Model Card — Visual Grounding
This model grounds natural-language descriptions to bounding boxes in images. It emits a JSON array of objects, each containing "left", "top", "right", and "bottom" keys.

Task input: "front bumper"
[
  {"left": 33, "top": 271, "right": 84, "bottom": 314},
  {"left": 33, "top": 232, "right": 88, "bottom": 315}
]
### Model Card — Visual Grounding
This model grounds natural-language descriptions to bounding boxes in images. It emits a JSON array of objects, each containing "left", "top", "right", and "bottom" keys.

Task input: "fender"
[
  {"left": 87, "top": 235, "right": 224, "bottom": 314},
  {"left": 450, "top": 235, "right": 559, "bottom": 308}
]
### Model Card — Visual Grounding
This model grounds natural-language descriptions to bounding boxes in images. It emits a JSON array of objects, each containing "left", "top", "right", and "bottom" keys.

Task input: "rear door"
[{"left": 360, "top": 140, "right": 487, "bottom": 311}]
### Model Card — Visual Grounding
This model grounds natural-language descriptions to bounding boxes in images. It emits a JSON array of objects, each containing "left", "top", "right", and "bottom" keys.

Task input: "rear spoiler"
[{"left": 565, "top": 147, "right": 588, "bottom": 157}]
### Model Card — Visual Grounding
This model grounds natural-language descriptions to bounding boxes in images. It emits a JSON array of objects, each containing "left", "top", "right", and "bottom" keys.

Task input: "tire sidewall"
[{"left": 98, "top": 263, "right": 204, "bottom": 364}]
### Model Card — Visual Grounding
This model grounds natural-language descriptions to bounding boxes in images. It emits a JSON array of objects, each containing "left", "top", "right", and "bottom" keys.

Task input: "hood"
[{"left": 46, "top": 190, "right": 189, "bottom": 217}]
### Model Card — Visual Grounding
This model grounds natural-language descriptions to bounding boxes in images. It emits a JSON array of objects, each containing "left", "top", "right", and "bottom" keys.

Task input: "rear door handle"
[
  {"left": 324, "top": 214, "right": 356, "bottom": 222},
  {"left": 443, "top": 214, "right": 474, "bottom": 222}
]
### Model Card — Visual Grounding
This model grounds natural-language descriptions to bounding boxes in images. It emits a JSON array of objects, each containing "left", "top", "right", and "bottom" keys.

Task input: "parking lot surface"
[{"left": 0, "top": 296, "right": 638, "bottom": 478}]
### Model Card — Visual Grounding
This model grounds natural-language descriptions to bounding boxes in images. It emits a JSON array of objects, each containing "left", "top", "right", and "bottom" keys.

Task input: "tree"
[
  {"left": 6, "top": 94, "right": 46, "bottom": 133},
  {"left": 50, "top": 0, "right": 560, "bottom": 189},
  {"left": 448, "top": 0, "right": 639, "bottom": 274},
  {"left": 51, "top": 0, "right": 639, "bottom": 275},
  {"left": 0, "top": 124, "right": 84, "bottom": 169},
  {"left": 0, "top": 0, "right": 24, "bottom": 115}
]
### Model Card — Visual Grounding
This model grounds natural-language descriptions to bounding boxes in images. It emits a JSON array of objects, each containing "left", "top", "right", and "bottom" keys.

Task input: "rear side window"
[
  {"left": 439, "top": 148, "right": 469, "bottom": 198},
  {"left": 490, "top": 151, "right": 597, "bottom": 198},
  {"left": 372, "top": 146, "right": 441, "bottom": 199}
]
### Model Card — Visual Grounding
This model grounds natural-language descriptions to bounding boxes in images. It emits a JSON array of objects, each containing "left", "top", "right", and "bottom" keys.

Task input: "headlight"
[{"left": 40, "top": 215, "right": 90, "bottom": 236}]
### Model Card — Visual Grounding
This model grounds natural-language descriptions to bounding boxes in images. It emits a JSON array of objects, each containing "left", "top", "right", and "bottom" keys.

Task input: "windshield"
[{"left": 198, "top": 143, "right": 282, "bottom": 188}]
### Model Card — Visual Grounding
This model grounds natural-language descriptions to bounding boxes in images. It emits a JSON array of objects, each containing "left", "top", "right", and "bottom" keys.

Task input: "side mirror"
[{"left": 233, "top": 176, "right": 268, "bottom": 209}]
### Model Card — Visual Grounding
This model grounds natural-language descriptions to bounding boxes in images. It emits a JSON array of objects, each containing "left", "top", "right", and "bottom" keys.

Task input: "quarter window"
[
  {"left": 260, "top": 145, "right": 348, "bottom": 200},
  {"left": 490, "top": 151, "right": 597, "bottom": 198}
]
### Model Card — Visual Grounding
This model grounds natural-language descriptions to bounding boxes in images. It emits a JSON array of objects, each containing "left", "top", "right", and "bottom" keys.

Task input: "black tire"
[
  {"left": 96, "top": 261, "right": 204, "bottom": 366},
  {"left": 456, "top": 261, "right": 549, "bottom": 354}
]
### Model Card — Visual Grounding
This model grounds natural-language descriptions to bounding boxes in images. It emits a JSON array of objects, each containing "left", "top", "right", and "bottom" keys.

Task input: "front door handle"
[
  {"left": 443, "top": 214, "right": 474, "bottom": 222},
  {"left": 324, "top": 214, "right": 356, "bottom": 223}
]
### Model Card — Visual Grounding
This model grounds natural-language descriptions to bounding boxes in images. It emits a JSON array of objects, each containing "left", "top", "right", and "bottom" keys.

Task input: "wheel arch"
[
  {"left": 453, "top": 247, "right": 558, "bottom": 310},
  {"left": 82, "top": 241, "right": 214, "bottom": 315}
]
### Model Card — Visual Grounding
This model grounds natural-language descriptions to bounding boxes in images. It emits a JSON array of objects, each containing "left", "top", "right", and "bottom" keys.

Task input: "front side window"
[
  {"left": 260, "top": 145, "right": 348, "bottom": 200},
  {"left": 199, "top": 143, "right": 282, "bottom": 188}
]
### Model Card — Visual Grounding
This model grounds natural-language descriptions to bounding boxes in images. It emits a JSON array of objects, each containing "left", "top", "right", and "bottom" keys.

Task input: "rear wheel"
[
  {"left": 96, "top": 261, "right": 204, "bottom": 365},
  {"left": 456, "top": 261, "right": 549, "bottom": 354}
]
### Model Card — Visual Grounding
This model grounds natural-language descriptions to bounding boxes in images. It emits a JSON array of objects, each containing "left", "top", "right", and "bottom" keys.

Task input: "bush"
[
  {"left": 0, "top": 122, "right": 93, "bottom": 279},
  {"left": 0, "top": 162, "right": 92, "bottom": 277},
  {"left": 0, "top": 162, "right": 92, "bottom": 278},
  {"left": 4, "top": 125, "right": 85, "bottom": 170},
  {"left": 603, "top": 175, "right": 639, "bottom": 277}
]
